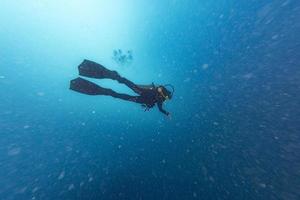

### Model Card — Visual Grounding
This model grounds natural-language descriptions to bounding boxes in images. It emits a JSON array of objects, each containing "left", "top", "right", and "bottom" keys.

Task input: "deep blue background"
[{"left": 0, "top": 0, "right": 299, "bottom": 199}]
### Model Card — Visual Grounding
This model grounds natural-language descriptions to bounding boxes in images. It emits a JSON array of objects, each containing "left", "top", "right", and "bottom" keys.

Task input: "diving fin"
[
  {"left": 70, "top": 77, "right": 114, "bottom": 95},
  {"left": 78, "top": 59, "right": 119, "bottom": 79}
]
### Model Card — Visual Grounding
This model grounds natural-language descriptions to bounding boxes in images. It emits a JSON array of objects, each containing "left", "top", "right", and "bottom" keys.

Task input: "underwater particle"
[
  {"left": 118, "top": 145, "right": 122, "bottom": 149},
  {"left": 161, "top": 159, "right": 166, "bottom": 164},
  {"left": 0, "top": 75, "right": 5, "bottom": 79},
  {"left": 80, "top": 182, "right": 84, "bottom": 187},
  {"left": 92, "top": 110, "right": 96, "bottom": 114},
  {"left": 242, "top": 73, "right": 254, "bottom": 79},
  {"left": 68, "top": 184, "right": 75, "bottom": 191},
  {"left": 8, "top": 147, "right": 21, "bottom": 156},
  {"left": 272, "top": 34, "right": 279, "bottom": 40},
  {"left": 193, "top": 192, "right": 197, "bottom": 198},
  {"left": 23, "top": 125, "right": 30, "bottom": 129},
  {"left": 209, "top": 176, "right": 215, "bottom": 182},
  {"left": 37, "top": 92, "right": 45, "bottom": 96},
  {"left": 259, "top": 183, "right": 266, "bottom": 188},
  {"left": 58, "top": 171, "right": 65, "bottom": 180},
  {"left": 88, "top": 177, "right": 93, "bottom": 182},
  {"left": 66, "top": 146, "right": 72, "bottom": 152},
  {"left": 213, "top": 122, "right": 219, "bottom": 126},
  {"left": 32, "top": 187, "right": 39, "bottom": 193},
  {"left": 281, "top": 0, "right": 290, "bottom": 6},
  {"left": 202, "top": 64, "right": 209, "bottom": 70},
  {"left": 184, "top": 77, "right": 191, "bottom": 82}
]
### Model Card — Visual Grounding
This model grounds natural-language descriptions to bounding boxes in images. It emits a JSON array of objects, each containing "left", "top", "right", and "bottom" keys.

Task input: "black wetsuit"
[{"left": 103, "top": 75, "right": 169, "bottom": 116}]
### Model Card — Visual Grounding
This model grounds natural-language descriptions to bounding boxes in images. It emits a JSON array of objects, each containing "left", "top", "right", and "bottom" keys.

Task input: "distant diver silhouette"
[
  {"left": 112, "top": 49, "right": 133, "bottom": 66},
  {"left": 70, "top": 59, "right": 174, "bottom": 116}
]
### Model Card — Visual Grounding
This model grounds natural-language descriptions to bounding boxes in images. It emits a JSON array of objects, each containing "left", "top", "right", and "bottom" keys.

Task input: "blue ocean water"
[{"left": 0, "top": 0, "right": 299, "bottom": 199}]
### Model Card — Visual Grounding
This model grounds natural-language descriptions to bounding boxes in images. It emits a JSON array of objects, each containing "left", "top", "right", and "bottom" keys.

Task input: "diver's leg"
[
  {"left": 115, "top": 76, "right": 143, "bottom": 95},
  {"left": 77, "top": 60, "right": 143, "bottom": 94},
  {"left": 70, "top": 77, "right": 142, "bottom": 103},
  {"left": 111, "top": 93, "right": 142, "bottom": 103}
]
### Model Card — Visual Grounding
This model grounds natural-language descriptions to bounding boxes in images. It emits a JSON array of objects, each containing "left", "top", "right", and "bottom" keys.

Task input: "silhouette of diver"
[
  {"left": 70, "top": 60, "right": 174, "bottom": 116},
  {"left": 112, "top": 49, "right": 133, "bottom": 66}
]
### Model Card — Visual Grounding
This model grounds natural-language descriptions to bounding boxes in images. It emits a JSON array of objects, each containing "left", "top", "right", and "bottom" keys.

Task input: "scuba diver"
[
  {"left": 112, "top": 49, "right": 133, "bottom": 66},
  {"left": 69, "top": 59, "right": 174, "bottom": 116}
]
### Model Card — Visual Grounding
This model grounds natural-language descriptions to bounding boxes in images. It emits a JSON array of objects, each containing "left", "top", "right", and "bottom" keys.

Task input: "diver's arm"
[{"left": 157, "top": 102, "right": 169, "bottom": 116}]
